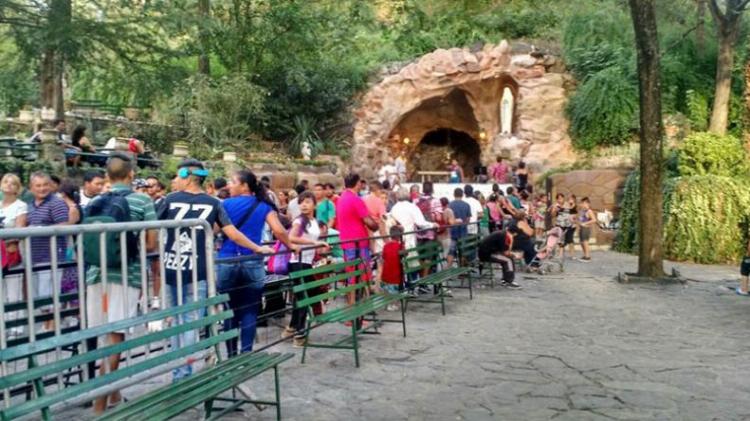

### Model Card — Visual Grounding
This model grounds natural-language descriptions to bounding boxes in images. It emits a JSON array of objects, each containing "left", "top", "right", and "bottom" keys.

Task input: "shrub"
[
  {"left": 684, "top": 90, "right": 709, "bottom": 131},
  {"left": 567, "top": 67, "right": 639, "bottom": 150},
  {"left": 616, "top": 172, "right": 750, "bottom": 264},
  {"left": 664, "top": 176, "right": 750, "bottom": 263},
  {"left": 677, "top": 132, "right": 748, "bottom": 178}
]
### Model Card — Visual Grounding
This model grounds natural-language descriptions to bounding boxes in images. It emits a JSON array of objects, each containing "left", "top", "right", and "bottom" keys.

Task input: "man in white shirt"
[
  {"left": 462, "top": 184, "right": 484, "bottom": 235},
  {"left": 79, "top": 169, "right": 105, "bottom": 208},
  {"left": 378, "top": 159, "right": 397, "bottom": 185},
  {"left": 286, "top": 184, "right": 305, "bottom": 220}
]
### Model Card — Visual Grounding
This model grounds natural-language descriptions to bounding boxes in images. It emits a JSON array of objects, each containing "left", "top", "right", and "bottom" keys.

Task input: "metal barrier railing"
[{"left": 0, "top": 219, "right": 215, "bottom": 410}]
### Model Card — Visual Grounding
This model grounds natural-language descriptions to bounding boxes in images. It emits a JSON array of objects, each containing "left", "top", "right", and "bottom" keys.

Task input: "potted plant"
[
  {"left": 173, "top": 141, "right": 190, "bottom": 157},
  {"left": 18, "top": 106, "right": 33, "bottom": 122},
  {"left": 222, "top": 150, "right": 237, "bottom": 162}
]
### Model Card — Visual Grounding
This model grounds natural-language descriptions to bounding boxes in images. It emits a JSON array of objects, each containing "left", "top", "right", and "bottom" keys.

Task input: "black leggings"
[
  {"left": 288, "top": 262, "right": 313, "bottom": 337},
  {"left": 480, "top": 253, "right": 515, "bottom": 283}
]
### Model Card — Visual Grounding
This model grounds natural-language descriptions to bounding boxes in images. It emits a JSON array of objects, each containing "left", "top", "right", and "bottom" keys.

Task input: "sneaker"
[
  {"left": 502, "top": 281, "right": 522, "bottom": 289},
  {"left": 281, "top": 327, "right": 296, "bottom": 339},
  {"left": 736, "top": 287, "right": 749, "bottom": 296},
  {"left": 442, "top": 289, "right": 454, "bottom": 297},
  {"left": 292, "top": 336, "right": 306, "bottom": 348},
  {"left": 579, "top": 257, "right": 592, "bottom": 262},
  {"left": 386, "top": 303, "right": 398, "bottom": 311},
  {"left": 417, "top": 286, "right": 431, "bottom": 294}
]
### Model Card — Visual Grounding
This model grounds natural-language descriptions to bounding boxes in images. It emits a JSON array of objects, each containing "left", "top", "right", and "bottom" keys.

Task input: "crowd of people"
[
  {"left": 376, "top": 154, "right": 533, "bottom": 187},
  {"left": 0, "top": 151, "right": 600, "bottom": 412}
]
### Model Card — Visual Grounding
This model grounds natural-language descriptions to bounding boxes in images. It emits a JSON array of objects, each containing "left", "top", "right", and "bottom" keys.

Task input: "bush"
[
  {"left": 567, "top": 67, "right": 639, "bottom": 150},
  {"left": 615, "top": 172, "right": 750, "bottom": 264},
  {"left": 664, "top": 176, "right": 750, "bottom": 263},
  {"left": 684, "top": 90, "right": 709, "bottom": 131},
  {"left": 677, "top": 132, "right": 748, "bottom": 178}
]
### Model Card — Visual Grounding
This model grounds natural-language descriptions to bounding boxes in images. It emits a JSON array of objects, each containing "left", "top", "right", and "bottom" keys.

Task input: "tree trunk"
[
  {"left": 40, "top": 0, "right": 71, "bottom": 120},
  {"left": 707, "top": 0, "right": 746, "bottom": 135},
  {"left": 629, "top": 0, "right": 665, "bottom": 278},
  {"left": 743, "top": 57, "right": 750, "bottom": 150},
  {"left": 40, "top": 50, "right": 56, "bottom": 110},
  {"left": 696, "top": 0, "right": 706, "bottom": 56},
  {"left": 709, "top": 27, "right": 738, "bottom": 134},
  {"left": 197, "top": 0, "right": 211, "bottom": 76}
]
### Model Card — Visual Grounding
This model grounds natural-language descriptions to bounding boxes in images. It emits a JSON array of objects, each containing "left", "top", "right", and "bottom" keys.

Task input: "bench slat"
[
  {"left": 313, "top": 293, "right": 407, "bottom": 323},
  {"left": 0, "top": 310, "right": 233, "bottom": 390},
  {"left": 288, "top": 259, "right": 361, "bottom": 280},
  {"left": 0, "top": 294, "right": 229, "bottom": 361},
  {"left": 296, "top": 281, "right": 369, "bottom": 309},
  {"left": 291, "top": 270, "right": 363, "bottom": 293},
  {"left": 1, "top": 330, "right": 237, "bottom": 420},
  {"left": 3, "top": 293, "right": 79, "bottom": 313},
  {"left": 100, "top": 352, "right": 293, "bottom": 421}
]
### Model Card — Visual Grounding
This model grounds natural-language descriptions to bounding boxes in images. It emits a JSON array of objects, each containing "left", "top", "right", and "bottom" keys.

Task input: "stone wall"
[
  {"left": 351, "top": 40, "right": 577, "bottom": 180},
  {"left": 547, "top": 169, "right": 630, "bottom": 215}
]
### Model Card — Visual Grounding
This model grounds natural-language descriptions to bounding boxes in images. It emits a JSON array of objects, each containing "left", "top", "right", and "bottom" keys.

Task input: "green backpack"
[{"left": 82, "top": 191, "right": 138, "bottom": 268}]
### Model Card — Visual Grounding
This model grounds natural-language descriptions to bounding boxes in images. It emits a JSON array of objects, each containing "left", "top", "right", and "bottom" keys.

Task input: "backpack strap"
[{"left": 234, "top": 198, "right": 263, "bottom": 231}]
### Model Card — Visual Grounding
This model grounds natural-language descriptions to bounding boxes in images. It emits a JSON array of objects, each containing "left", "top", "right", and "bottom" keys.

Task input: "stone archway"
[{"left": 350, "top": 40, "right": 577, "bottom": 180}]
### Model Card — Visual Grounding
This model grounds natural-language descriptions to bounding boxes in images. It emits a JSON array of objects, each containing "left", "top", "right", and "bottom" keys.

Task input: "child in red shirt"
[{"left": 380, "top": 226, "right": 404, "bottom": 301}]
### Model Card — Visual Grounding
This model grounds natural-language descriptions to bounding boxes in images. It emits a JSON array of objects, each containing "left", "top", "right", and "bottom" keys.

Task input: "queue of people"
[{"left": 0, "top": 153, "right": 603, "bottom": 413}]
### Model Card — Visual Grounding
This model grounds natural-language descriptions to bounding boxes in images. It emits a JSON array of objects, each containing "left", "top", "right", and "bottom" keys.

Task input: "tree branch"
[
  {"left": 708, "top": 0, "right": 725, "bottom": 25},
  {"left": 666, "top": 21, "right": 703, "bottom": 51}
]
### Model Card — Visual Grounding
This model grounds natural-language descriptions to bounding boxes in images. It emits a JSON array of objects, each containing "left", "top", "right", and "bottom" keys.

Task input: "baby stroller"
[{"left": 527, "top": 226, "right": 565, "bottom": 274}]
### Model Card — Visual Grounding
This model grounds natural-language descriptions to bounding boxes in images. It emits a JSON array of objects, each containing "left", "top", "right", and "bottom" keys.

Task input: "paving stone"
[{"left": 56, "top": 251, "right": 750, "bottom": 420}]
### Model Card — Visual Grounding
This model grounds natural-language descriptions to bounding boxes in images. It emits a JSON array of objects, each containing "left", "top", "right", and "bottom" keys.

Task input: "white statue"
[
  {"left": 501, "top": 87, "right": 514, "bottom": 135},
  {"left": 301, "top": 141, "right": 312, "bottom": 160}
]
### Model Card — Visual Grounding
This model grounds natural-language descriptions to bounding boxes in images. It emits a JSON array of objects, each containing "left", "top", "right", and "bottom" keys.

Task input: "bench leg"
[
  {"left": 439, "top": 284, "right": 446, "bottom": 316},
  {"left": 204, "top": 398, "right": 214, "bottom": 419},
  {"left": 400, "top": 299, "right": 407, "bottom": 337},
  {"left": 274, "top": 365, "right": 282, "bottom": 421},
  {"left": 301, "top": 321, "right": 311, "bottom": 364},
  {"left": 351, "top": 323, "right": 360, "bottom": 368},
  {"left": 468, "top": 275, "right": 473, "bottom": 300}
]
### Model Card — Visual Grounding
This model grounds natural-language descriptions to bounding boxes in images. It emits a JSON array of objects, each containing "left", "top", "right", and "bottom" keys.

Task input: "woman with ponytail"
[{"left": 217, "top": 170, "right": 297, "bottom": 356}]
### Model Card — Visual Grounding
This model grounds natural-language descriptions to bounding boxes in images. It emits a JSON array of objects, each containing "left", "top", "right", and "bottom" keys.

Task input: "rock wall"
[
  {"left": 547, "top": 169, "right": 630, "bottom": 215},
  {"left": 351, "top": 40, "right": 577, "bottom": 180}
]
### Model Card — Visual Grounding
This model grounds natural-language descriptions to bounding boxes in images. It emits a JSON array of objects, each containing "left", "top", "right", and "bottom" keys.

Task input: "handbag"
[{"left": 266, "top": 218, "right": 303, "bottom": 275}]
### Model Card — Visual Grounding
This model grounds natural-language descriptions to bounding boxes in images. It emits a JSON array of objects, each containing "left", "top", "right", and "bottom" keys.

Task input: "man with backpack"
[
  {"left": 157, "top": 159, "right": 273, "bottom": 382},
  {"left": 82, "top": 152, "right": 158, "bottom": 414},
  {"left": 414, "top": 181, "right": 444, "bottom": 245}
]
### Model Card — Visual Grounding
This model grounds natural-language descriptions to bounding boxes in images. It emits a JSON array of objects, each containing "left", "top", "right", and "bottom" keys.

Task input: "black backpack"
[{"left": 83, "top": 190, "right": 138, "bottom": 268}]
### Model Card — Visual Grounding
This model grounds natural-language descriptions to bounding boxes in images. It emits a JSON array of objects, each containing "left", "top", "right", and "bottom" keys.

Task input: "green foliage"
[
  {"left": 187, "top": 75, "right": 266, "bottom": 156},
  {"left": 567, "top": 67, "right": 638, "bottom": 149},
  {"left": 676, "top": 132, "right": 749, "bottom": 178},
  {"left": 288, "top": 116, "right": 322, "bottom": 158},
  {"left": 563, "top": 4, "right": 634, "bottom": 78},
  {"left": 685, "top": 90, "right": 709, "bottom": 131},
  {"left": 0, "top": 159, "right": 57, "bottom": 184},
  {"left": 664, "top": 177, "right": 750, "bottom": 264}
]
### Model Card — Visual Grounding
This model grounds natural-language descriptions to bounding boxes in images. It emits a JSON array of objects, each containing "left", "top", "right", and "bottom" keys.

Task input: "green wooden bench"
[
  {"left": 290, "top": 259, "right": 408, "bottom": 368},
  {"left": 401, "top": 241, "right": 471, "bottom": 315},
  {"left": 0, "top": 294, "right": 293, "bottom": 421},
  {"left": 456, "top": 234, "right": 496, "bottom": 294}
]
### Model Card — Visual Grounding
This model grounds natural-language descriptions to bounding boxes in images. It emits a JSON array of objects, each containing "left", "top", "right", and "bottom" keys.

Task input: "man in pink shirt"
[{"left": 336, "top": 173, "right": 379, "bottom": 304}]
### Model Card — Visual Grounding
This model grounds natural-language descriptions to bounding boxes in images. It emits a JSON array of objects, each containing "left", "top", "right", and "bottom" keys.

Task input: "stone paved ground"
[{"left": 63, "top": 251, "right": 750, "bottom": 420}]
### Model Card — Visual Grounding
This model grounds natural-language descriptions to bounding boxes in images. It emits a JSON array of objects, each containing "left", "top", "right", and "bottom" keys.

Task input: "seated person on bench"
[{"left": 477, "top": 229, "right": 521, "bottom": 289}]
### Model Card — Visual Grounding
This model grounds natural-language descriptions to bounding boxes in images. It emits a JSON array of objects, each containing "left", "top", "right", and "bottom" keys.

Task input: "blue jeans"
[
  {"left": 168, "top": 279, "right": 207, "bottom": 381},
  {"left": 217, "top": 259, "right": 265, "bottom": 356}
]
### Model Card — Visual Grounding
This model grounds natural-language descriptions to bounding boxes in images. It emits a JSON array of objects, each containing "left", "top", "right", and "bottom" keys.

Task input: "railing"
[{"left": 0, "top": 219, "right": 215, "bottom": 409}]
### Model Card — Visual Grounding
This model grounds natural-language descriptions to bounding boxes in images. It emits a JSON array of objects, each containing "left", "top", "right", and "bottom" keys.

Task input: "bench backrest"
[
  {"left": 290, "top": 259, "right": 367, "bottom": 310},
  {"left": 0, "top": 294, "right": 234, "bottom": 420},
  {"left": 3, "top": 293, "right": 80, "bottom": 350},
  {"left": 457, "top": 234, "right": 480, "bottom": 262},
  {"left": 400, "top": 241, "right": 444, "bottom": 276}
]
